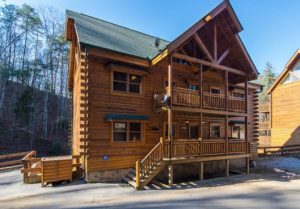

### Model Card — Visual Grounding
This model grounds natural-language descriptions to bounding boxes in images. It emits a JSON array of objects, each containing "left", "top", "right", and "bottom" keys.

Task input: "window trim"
[
  {"left": 111, "top": 69, "right": 144, "bottom": 97},
  {"left": 110, "top": 121, "right": 145, "bottom": 145}
]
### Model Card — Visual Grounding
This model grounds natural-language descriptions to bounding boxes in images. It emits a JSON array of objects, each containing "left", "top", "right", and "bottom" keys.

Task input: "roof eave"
[{"left": 268, "top": 49, "right": 300, "bottom": 94}]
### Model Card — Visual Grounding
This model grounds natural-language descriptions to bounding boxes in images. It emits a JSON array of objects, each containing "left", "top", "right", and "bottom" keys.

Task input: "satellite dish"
[{"left": 155, "top": 38, "right": 160, "bottom": 48}]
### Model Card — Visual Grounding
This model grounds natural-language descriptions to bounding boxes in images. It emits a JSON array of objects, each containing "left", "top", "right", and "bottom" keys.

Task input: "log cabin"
[
  {"left": 65, "top": 1, "right": 261, "bottom": 189},
  {"left": 268, "top": 49, "right": 300, "bottom": 147},
  {"left": 258, "top": 102, "right": 271, "bottom": 147}
]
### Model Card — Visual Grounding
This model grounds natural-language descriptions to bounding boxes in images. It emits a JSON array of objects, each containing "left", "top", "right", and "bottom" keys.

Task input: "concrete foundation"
[{"left": 86, "top": 168, "right": 132, "bottom": 183}]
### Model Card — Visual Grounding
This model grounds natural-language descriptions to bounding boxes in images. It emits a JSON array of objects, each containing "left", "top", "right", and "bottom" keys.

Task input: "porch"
[{"left": 133, "top": 138, "right": 250, "bottom": 189}]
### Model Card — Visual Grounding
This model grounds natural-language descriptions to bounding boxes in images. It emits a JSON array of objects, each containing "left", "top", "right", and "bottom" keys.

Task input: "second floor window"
[
  {"left": 210, "top": 123, "right": 221, "bottom": 138},
  {"left": 210, "top": 87, "right": 221, "bottom": 94},
  {"left": 189, "top": 84, "right": 200, "bottom": 91},
  {"left": 113, "top": 71, "right": 142, "bottom": 94}
]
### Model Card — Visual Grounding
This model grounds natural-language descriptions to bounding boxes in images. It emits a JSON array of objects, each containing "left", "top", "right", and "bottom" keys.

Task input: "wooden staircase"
[{"left": 123, "top": 138, "right": 165, "bottom": 190}]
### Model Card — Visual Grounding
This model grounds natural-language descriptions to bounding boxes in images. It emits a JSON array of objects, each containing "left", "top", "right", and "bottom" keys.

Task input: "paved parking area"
[{"left": 1, "top": 158, "right": 300, "bottom": 209}]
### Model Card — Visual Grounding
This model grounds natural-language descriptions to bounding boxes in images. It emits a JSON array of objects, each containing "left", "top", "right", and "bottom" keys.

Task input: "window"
[
  {"left": 189, "top": 84, "right": 200, "bottom": 91},
  {"left": 113, "top": 122, "right": 127, "bottom": 141},
  {"left": 232, "top": 92, "right": 244, "bottom": 99},
  {"left": 232, "top": 125, "right": 245, "bottom": 139},
  {"left": 210, "top": 87, "right": 221, "bottom": 94},
  {"left": 210, "top": 123, "right": 220, "bottom": 139},
  {"left": 281, "top": 62, "right": 300, "bottom": 85},
  {"left": 113, "top": 71, "right": 142, "bottom": 94},
  {"left": 113, "top": 122, "right": 143, "bottom": 142},
  {"left": 164, "top": 123, "right": 176, "bottom": 138}
]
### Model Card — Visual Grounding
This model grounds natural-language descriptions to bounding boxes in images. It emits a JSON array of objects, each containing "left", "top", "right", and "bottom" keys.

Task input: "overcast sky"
[{"left": 2, "top": 0, "right": 300, "bottom": 74}]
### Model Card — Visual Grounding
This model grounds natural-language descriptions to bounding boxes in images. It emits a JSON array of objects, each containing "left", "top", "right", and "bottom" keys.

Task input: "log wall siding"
[
  {"left": 271, "top": 81, "right": 300, "bottom": 146},
  {"left": 70, "top": 47, "right": 257, "bottom": 173}
]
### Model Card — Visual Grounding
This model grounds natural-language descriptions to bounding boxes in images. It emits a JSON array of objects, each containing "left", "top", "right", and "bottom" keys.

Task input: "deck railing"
[
  {"left": 21, "top": 151, "right": 42, "bottom": 183},
  {"left": 154, "top": 88, "right": 246, "bottom": 112},
  {"left": 136, "top": 138, "right": 164, "bottom": 188},
  {"left": 259, "top": 122, "right": 271, "bottom": 130},
  {"left": 203, "top": 93, "right": 226, "bottom": 109},
  {"left": 259, "top": 103, "right": 270, "bottom": 112},
  {"left": 162, "top": 139, "right": 248, "bottom": 158},
  {"left": 154, "top": 87, "right": 201, "bottom": 108},
  {"left": 0, "top": 151, "right": 32, "bottom": 169},
  {"left": 228, "top": 96, "right": 245, "bottom": 112},
  {"left": 172, "top": 87, "right": 201, "bottom": 107}
]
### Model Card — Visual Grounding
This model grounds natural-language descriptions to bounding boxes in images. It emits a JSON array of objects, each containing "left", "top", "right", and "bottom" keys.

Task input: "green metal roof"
[{"left": 66, "top": 10, "right": 170, "bottom": 60}]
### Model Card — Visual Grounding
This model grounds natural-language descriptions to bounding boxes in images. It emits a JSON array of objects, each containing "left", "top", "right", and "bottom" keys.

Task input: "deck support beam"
[
  {"left": 168, "top": 56, "right": 173, "bottom": 159},
  {"left": 246, "top": 157, "right": 250, "bottom": 174},
  {"left": 199, "top": 162, "right": 204, "bottom": 181},
  {"left": 225, "top": 159, "right": 230, "bottom": 177},
  {"left": 168, "top": 164, "right": 174, "bottom": 186}
]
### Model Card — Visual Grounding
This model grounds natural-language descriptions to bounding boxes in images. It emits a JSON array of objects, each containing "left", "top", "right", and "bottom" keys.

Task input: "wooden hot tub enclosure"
[{"left": 66, "top": 0, "right": 261, "bottom": 189}]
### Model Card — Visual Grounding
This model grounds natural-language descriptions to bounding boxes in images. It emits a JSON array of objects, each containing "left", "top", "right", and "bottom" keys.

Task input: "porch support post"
[
  {"left": 244, "top": 77, "right": 250, "bottom": 174},
  {"left": 225, "top": 115, "right": 228, "bottom": 155},
  {"left": 168, "top": 164, "right": 173, "bottom": 186},
  {"left": 199, "top": 162, "right": 204, "bottom": 181},
  {"left": 199, "top": 112, "right": 203, "bottom": 157},
  {"left": 167, "top": 56, "right": 173, "bottom": 159},
  {"left": 199, "top": 64, "right": 203, "bottom": 109},
  {"left": 246, "top": 157, "right": 250, "bottom": 174},
  {"left": 225, "top": 70, "right": 228, "bottom": 111},
  {"left": 225, "top": 159, "right": 230, "bottom": 177},
  {"left": 245, "top": 77, "right": 249, "bottom": 155}
]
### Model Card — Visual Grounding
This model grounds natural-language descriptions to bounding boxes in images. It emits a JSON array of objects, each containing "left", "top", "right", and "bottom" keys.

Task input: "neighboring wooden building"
[
  {"left": 268, "top": 49, "right": 300, "bottom": 147},
  {"left": 258, "top": 102, "right": 271, "bottom": 147},
  {"left": 66, "top": 1, "right": 260, "bottom": 189}
]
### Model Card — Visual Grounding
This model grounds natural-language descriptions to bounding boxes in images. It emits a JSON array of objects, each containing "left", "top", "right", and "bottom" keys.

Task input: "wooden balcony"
[
  {"left": 259, "top": 122, "right": 270, "bottom": 130},
  {"left": 259, "top": 103, "right": 270, "bottom": 112},
  {"left": 154, "top": 87, "right": 246, "bottom": 112}
]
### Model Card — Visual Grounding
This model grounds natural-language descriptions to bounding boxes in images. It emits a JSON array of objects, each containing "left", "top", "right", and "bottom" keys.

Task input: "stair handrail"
[{"left": 136, "top": 138, "right": 164, "bottom": 188}]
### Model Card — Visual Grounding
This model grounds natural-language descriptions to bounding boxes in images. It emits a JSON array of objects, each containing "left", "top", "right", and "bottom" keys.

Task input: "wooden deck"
[{"left": 132, "top": 138, "right": 250, "bottom": 189}]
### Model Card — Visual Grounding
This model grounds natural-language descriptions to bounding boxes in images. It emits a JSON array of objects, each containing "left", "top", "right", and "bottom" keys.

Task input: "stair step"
[
  {"left": 128, "top": 172, "right": 136, "bottom": 181},
  {"left": 122, "top": 177, "right": 136, "bottom": 188},
  {"left": 151, "top": 180, "right": 171, "bottom": 189}
]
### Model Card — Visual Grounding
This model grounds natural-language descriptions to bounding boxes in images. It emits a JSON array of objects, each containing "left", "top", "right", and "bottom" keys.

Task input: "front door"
[{"left": 189, "top": 123, "right": 199, "bottom": 139}]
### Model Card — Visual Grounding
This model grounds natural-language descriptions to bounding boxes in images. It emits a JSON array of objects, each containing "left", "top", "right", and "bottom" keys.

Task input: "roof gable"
[
  {"left": 268, "top": 49, "right": 300, "bottom": 94},
  {"left": 65, "top": 1, "right": 257, "bottom": 79},
  {"left": 151, "top": 1, "right": 258, "bottom": 79}
]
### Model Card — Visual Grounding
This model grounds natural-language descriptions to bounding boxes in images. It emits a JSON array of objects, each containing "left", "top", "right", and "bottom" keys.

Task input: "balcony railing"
[
  {"left": 162, "top": 139, "right": 249, "bottom": 159},
  {"left": 259, "top": 122, "right": 271, "bottom": 130},
  {"left": 154, "top": 88, "right": 246, "bottom": 112},
  {"left": 259, "top": 103, "right": 270, "bottom": 112}
]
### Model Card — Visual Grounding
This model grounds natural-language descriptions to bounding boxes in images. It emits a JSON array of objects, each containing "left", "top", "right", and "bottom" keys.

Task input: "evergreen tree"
[{"left": 257, "top": 62, "right": 276, "bottom": 103}]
